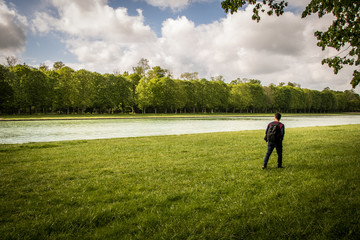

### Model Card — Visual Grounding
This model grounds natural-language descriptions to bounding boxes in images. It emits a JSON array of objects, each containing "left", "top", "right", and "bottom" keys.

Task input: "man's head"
[{"left": 275, "top": 112, "right": 281, "bottom": 121}]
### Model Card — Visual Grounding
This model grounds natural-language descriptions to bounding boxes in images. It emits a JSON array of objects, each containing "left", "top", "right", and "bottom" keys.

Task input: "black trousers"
[{"left": 263, "top": 141, "right": 283, "bottom": 168}]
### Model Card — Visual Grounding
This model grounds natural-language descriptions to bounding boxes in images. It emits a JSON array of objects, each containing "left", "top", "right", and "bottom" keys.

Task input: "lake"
[{"left": 1, "top": 115, "right": 360, "bottom": 144}]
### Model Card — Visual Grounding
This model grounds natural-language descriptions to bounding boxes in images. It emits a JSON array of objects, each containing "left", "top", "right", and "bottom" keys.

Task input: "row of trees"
[{"left": 1, "top": 61, "right": 360, "bottom": 114}]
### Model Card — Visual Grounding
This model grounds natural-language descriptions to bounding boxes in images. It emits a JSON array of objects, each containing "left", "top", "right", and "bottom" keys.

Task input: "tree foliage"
[
  {"left": 0, "top": 62, "right": 359, "bottom": 114},
  {"left": 221, "top": 0, "right": 288, "bottom": 21},
  {"left": 221, "top": 0, "right": 360, "bottom": 88},
  {"left": 132, "top": 58, "right": 150, "bottom": 77}
]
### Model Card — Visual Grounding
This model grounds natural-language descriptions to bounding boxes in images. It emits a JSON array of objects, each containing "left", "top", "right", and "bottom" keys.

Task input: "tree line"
[{"left": 1, "top": 60, "right": 360, "bottom": 115}]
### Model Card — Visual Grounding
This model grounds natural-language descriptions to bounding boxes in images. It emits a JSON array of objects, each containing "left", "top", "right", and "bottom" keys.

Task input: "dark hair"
[{"left": 275, "top": 112, "right": 281, "bottom": 121}]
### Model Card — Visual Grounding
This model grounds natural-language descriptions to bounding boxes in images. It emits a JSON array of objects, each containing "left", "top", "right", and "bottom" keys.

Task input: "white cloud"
[
  {"left": 30, "top": 0, "right": 357, "bottom": 92},
  {"left": 31, "top": 0, "right": 158, "bottom": 71},
  {"left": 143, "top": 0, "right": 312, "bottom": 13},
  {"left": 32, "top": 0, "right": 156, "bottom": 43},
  {"left": 155, "top": 6, "right": 356, "bottom": 91},
  {"left": 156, "top": 8, "right": 304, "bottom": 76},
  {"left": 143, "top": 0, "right": 215, "bottom": 12},
  {"left": 0, "top": 0, "right": 28, "bottom": 58},
  {"left": 286, "top": 0, "right": 311, "bottom": 11},
  {"left": 143, "top": 0, "right": 189, "bottom": 11}
]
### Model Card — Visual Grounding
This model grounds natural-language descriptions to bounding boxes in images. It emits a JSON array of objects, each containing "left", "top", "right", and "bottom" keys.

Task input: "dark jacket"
[{"left": 264, "top": 121, "right": 285, "bottom": 142}]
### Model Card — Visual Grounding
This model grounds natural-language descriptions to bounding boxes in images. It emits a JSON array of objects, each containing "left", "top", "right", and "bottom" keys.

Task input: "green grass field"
[{"left": 1, "top": 125, "right": 360, "bottom": 239}]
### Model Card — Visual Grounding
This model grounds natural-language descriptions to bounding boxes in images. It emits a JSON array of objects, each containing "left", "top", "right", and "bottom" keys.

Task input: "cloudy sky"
[{"left": 0, "top": 0, "right": 357, "bottom": 92}]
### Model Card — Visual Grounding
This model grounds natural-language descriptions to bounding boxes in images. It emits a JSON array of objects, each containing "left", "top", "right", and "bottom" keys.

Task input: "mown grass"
[{"left": 1, "top": 125, "right": 359, "bottom": 239}]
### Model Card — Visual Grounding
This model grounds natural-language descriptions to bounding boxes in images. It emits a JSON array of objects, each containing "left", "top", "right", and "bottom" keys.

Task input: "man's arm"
[
  {"left": 280, "top": 124, "right": 285, "bottom": 141},
  {"left": 264, "top": 123, "right": 270, "bottom": 141}
]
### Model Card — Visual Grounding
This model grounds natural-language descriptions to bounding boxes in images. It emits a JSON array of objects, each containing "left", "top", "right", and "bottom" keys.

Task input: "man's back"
[{"left": 265, "top": 121, "right": 285, "bottom": 143}]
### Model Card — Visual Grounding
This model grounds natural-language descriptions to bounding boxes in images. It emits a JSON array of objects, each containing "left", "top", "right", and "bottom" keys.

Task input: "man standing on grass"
[{"left": 262, "top": 112, "right": 285, "bottom": 169}]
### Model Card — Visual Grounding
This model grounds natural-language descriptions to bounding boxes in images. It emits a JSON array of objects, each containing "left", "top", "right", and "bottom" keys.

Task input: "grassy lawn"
[{"left": 1, "top": 125, "right": 359, "bottom": 239}]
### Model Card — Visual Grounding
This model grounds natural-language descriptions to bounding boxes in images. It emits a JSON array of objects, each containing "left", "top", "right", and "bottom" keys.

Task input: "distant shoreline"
[{"left": 1, "top": 112, "right": 359, "bottom": 121}]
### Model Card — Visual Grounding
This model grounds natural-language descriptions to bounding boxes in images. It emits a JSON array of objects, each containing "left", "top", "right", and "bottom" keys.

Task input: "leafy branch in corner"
[{"left": 221, "top": 0, "right": 360, "bottom": 88}]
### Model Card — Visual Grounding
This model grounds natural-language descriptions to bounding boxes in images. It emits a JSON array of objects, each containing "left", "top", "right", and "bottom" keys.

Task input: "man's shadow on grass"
[{"left": 260, "top": 164, "right": 313, "bottom": 171}]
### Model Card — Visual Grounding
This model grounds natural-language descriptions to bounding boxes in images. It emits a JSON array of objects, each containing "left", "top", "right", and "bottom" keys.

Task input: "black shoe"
[
  {"left": 262, "top": 166, "right": 266, "bottom": 169},
  {"left": 278, "top": 166, "right": 284, "bottom": 168}
]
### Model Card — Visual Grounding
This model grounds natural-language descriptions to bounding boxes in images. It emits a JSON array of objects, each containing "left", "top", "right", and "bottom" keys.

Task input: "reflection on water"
[{"left": 1, "top": 115, "right": 360, "bottom": 144}]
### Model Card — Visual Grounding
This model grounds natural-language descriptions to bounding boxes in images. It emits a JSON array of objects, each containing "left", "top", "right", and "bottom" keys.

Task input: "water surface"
[{"left": 1, "top": 115, "right": 360, "bottom": 144}]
